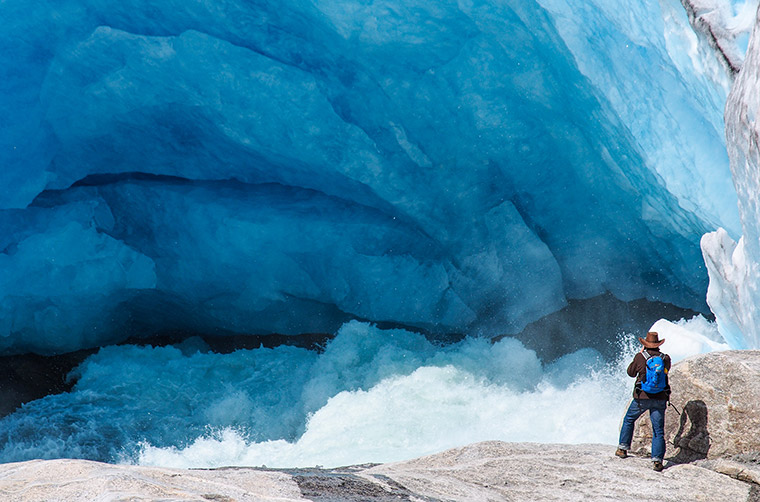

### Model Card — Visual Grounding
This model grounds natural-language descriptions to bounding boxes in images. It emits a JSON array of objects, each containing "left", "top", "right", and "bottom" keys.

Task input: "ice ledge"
[{"left": 701, "top": 229, "right": 751, "bottom": 349}]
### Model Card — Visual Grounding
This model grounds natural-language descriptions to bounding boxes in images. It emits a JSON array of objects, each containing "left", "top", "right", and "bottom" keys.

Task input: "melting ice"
[{"left": 0, "top": 0, "right": 757, "bottom": 471}]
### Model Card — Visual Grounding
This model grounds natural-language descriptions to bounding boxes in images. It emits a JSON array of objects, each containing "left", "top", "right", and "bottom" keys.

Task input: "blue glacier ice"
[
  {"left": 0, "top": 0, "right": 757, "bottom": 468},
  {"left": 0, "top": 0, "right": 744, "bottom": 355}
]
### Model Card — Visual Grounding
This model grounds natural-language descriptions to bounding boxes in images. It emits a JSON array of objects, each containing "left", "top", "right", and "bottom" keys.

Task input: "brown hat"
[{"left": 639, "top": 331, "right": 665, "bottom": 348}]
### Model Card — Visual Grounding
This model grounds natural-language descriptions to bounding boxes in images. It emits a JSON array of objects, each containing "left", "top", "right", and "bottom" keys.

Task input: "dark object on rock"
[
  {"left": 671, "top": 400, "right": 710, "bottom": 463},
  {"left": 291, "top": 470, "right": 421, "bottom": 501}
]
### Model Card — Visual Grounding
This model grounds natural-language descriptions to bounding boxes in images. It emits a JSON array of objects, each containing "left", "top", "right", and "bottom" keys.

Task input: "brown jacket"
[{"left": 627, "top": 348, "right": 671, "bottom": 400}]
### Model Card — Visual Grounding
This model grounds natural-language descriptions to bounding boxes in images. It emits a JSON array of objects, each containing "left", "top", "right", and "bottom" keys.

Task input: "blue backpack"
[{"left": 640, "top": 351, "right": 667, "bottom": 394}]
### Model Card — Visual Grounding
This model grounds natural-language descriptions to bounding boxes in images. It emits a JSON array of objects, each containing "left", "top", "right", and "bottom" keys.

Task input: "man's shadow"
[{"left": 669, "top": 400, "right": 710, "bottom": 464}]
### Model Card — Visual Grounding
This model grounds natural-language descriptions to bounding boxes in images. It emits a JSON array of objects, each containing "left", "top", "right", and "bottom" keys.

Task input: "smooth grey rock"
[
  {"left": 631, "top": 350, "right": 760, "bottom": 461},
  {"left": 366, "top": 441, "right": 750, "bottom": 502},
  {"left": 698, "top": 458, "right": 760, "bottom": 485},
  {"left": 0, "top": 441, "right": 752, "bottom": 502},
  {"left": 0, "top": 458, "right": 305, "bottom": 502}
]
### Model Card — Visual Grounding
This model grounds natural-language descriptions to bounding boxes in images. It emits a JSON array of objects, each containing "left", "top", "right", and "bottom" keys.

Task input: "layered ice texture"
[
  {"left": 703, "top": 2, "right": 760, "bottom": 349},
  {"left": 679, "top": 0, "right": 760, "bottom": 72},
  {"left": 0, "top": 0, "right": 747, "bottom": 354}
]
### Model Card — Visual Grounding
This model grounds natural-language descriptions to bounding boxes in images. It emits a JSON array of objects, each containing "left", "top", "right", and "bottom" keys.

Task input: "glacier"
[
  {"left": 0, "top": 0, "right": 746, "bottom": 355},
  {"left": 703, "top": 1, "right": 760, "bottom": 350},
  {"left": 1, "top": 0, "right": 759, "bottom": 467}
]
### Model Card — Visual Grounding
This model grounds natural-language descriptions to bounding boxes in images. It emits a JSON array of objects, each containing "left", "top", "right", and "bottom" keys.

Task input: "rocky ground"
[{"left": 0, "top": 441, "right": 758, "bottom": 501}]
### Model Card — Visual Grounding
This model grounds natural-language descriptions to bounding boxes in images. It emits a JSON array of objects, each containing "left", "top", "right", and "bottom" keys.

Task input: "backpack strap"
[{"left": 634, "top": 351, "right": 648, "bottom": 395}]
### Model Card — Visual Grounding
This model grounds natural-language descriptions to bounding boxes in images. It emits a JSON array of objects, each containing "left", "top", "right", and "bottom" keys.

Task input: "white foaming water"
[
  {"left": 0, "top": 319, "right": 727, "bottom": 467},
  {"left": 137, "top": 365, "right": 627, "bottom": 468},
  {"left": 134, "top": 318, "right": 727, "bottom": 469}
]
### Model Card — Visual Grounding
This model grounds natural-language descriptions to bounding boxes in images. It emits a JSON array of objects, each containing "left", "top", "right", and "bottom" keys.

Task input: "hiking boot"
[
  {"left": 615, "top": 448, "right": 628, "bottom": 459},
  {"left": 653, "top": 461, "right": 664, "bottom": 472}
]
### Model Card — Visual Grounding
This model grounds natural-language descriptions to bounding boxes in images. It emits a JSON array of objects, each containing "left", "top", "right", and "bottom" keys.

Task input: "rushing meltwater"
[{"left": 0, "top": 317, "right": 727, "bottom": 468}]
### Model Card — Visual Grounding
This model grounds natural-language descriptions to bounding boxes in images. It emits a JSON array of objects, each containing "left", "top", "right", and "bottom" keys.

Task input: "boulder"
[{"left": 632, "top": 350, "right": 760, "bottom": 461}]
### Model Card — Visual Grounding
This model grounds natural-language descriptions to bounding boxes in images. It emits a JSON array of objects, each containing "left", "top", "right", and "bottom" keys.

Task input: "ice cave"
[{"left": 1, "top": 0, "right": 759, "bottom": 467}]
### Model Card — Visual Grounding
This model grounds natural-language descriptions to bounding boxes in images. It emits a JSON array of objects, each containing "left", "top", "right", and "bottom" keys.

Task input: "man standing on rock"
[{"left": 615, "top": 331, "right": 671, "bottom": 472}]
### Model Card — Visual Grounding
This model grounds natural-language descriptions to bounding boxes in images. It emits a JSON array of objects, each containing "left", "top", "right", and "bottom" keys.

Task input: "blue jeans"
[{"left": 618, "top": 398, "right": 667, "bottom": 462}]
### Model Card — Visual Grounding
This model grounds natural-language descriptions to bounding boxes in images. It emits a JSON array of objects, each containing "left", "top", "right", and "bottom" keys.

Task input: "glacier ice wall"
[
  {"left": 703, "top": 1, "right": 760, "bottom": 349},
  {"left": 0, "top": 0, "right": 741, "bottom": 354},
  {"left": 679, "top": 0, "right": 760, "bottom": 73}
]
